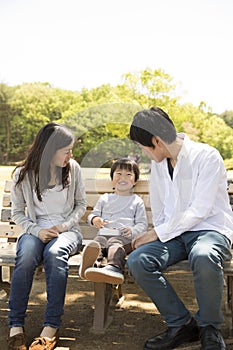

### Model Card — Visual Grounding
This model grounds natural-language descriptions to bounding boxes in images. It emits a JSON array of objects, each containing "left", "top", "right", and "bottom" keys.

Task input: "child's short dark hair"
[{"left": 110, "top": 158, "right": 140, "bottom": 182}]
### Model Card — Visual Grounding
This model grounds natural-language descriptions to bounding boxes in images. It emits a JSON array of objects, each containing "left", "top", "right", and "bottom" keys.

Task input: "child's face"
[{"left": 112, "top": 167, "right": 136, "bottom": 194}]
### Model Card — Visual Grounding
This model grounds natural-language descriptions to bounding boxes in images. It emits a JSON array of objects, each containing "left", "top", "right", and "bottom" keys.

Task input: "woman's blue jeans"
[
  {"left": 126, "top": 230, "right": 232, "bottom": 329},
  {"left": 9, "top": 231, "right": 82, "bottom": 328}
]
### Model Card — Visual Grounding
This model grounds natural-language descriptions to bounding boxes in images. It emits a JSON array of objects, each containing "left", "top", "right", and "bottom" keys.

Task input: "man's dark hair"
[{"left": 130, "top": 107, "right": 176, "bottom": 147}]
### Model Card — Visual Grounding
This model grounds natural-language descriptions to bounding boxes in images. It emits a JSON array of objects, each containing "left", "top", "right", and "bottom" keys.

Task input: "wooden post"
[{"left": 91, "top": 282, "right": 113, "bottom": 334}]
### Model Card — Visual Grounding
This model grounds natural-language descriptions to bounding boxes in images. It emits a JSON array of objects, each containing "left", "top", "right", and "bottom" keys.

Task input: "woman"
[{"left": 7, "top": 123, "right": 86, "bottom": 350}]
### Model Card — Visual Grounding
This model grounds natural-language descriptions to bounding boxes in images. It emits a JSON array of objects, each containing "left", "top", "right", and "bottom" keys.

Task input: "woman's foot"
[
  {"left": 8, "top": 327, "right": 27, "bottom": 350},
  {"left": 29, "top": 327, "right": 59, "bottom": 350}
]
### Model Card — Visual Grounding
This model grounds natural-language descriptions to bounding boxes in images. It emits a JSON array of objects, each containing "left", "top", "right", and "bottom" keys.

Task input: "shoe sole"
[
  {"left": 79, "top": 241, "right": 101, "bottom": 279},
  {"left": 144, "top": 332, "right": 199, "bottom": 350},
  {"left": 85, "top": 267, "right": 124, "bottom": 284}
]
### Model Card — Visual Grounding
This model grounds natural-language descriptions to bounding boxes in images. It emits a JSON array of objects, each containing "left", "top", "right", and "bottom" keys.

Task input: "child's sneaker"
[
  {"left": 79, "top": 241, "right": 101, "bottom": 279},
  {"left": 85, "top": 265, "right": 124, "bottom": 284}
]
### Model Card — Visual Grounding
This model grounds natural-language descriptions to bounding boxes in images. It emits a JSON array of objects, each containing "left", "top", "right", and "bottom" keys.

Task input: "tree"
[
  {"left": 0, "top": 84, "right": 15, "bottom": 163},
  {"left": 65, "top": 103, "right": 142, "bottom": 165},
  {"left": 1, "top": 67, "right": 233, "bottom": 167},
  {"left": 201, "top": 116, "right": 233, "bottom": 160},
  {"left": 8, "top": 83, "right": 85, "bottom": 161},
  {"left": 219, "top": 110, "right": 233, "bottom": 129},
  {"left": 122, "top": 68, "right": 179, "bottom": 109}
]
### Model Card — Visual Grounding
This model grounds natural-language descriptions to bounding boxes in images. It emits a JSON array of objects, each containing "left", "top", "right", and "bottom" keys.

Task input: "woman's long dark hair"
[{"left": 13, "top": 122, "right": 74, "bottom": 201}]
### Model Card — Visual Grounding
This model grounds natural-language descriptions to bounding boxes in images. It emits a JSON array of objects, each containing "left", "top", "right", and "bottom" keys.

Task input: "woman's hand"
[
  {"left": 132, "top": 229, "right": 158, "bottom": 250},
  {"left": 51, "top": 223, "right": 68, "bottom": 233},
  {"left": 38, "top": 228, "right": 59, "bottom": 243}
]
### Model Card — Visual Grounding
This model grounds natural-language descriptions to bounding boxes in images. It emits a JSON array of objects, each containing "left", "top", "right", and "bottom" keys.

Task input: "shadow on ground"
[{"left": 1, "top": 270, "right": 233, "bottom": 350}]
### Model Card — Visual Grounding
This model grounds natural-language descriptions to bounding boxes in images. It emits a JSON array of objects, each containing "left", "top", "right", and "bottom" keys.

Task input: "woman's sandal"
[{"left": 29, "top": 329, "right": 59, "bottom": 350}]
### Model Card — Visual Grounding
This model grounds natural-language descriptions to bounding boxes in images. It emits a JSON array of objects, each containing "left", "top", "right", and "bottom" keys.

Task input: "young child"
[{"left": 79, "top": 158, "right": 148, "bottom": 284}]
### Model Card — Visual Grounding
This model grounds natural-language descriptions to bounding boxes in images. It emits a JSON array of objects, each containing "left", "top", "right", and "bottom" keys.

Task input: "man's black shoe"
[
  {"left": 200, "top": 325, "right": 226, "bottom": 350},
  {"left": 144, "top": 317, "right": 199, "bottom": 350}
]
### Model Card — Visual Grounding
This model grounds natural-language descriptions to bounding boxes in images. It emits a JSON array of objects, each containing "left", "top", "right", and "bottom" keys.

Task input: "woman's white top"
[{"left": 33, "top": 185, "right": 68, "bottom": 228}]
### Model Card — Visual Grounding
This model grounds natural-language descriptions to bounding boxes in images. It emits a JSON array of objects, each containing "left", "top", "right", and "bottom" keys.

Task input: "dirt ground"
[{"left": 1, "top": 270, "right": 233, "bottom": 350}]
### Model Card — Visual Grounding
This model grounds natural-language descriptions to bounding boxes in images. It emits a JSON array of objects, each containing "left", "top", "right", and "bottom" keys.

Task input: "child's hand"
[
  {"left": 121, "top": 227, "right": 132, "bottom": 238},
  {"left": 92, "top": 217, "right": 109, "bottom": 228}
]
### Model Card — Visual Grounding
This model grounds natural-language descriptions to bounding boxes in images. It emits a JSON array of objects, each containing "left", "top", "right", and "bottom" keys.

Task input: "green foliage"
[
  {"left": 0, "top": 84, "right": 16, "bottom": 163},
  {"left": 122, "top": 68, "right": 179, "bottom": 111},
  {"left": 224, "top": 158, "right": 233, "bottom": 170},
  {"left": 65, "top": 103, "right": 142, "bottom": 165},
  {"left": 219, "top": 110, "right": 233, "bottom": 129},
  {"left": 0, "top": 68, "right": 233, "bottom": 167},
  {"left": 200, "top": 116, "right": 233, "bottom": 159},
  {"left": 2, "top": 82, "right": 86, "bottom": 162}
]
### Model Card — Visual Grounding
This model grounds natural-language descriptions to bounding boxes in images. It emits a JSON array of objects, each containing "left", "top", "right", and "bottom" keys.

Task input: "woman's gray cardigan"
[{"left": 11, "top": 159, "right": 87, "bottom": 238}]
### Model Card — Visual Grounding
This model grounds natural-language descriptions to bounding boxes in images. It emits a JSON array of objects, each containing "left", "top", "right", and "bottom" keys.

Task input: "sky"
[{"left": 0, "top": 0, "right": 233, "bottom": 113}]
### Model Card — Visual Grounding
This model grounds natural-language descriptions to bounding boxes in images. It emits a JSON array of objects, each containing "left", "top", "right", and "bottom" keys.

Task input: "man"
[{"left": 127, "top": 107, "right": 233, "bottom": 350}]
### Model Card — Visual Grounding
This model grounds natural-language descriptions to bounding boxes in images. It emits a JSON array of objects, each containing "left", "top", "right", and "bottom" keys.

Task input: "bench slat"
[
  {"left": 0, "top": 242, "right": 16, "bottom": 266},
  {"left": 228, "top": 183, "right": 233, "bottom": 194},
  {"left": 2, "top": 193, "right": 11, "bottom": 207},
  {"left": 1, "top": 208, "right": 12, "bottom": 222},
  {"left": 4, "top": 180, "right": 13, "bottom": 193},
  {"left": 84, "top": 178, "right": 149, "bottom": 194},
  {"left": 0, "top": 223, "right": 22, "bottom": 238}
]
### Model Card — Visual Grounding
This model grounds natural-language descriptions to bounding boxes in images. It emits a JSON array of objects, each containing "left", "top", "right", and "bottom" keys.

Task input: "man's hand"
[
  {"left": 38, "top": 228, "right": 59, "bottom": 243},
  {"left": 121, "top": 227, "right": 132, "bottom": 239},
  {"left": 132, "top": 229, "right": 158, "bottom": 250}
]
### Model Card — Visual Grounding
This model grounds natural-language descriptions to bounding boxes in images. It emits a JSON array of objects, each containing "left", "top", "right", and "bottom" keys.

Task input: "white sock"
[
  {"left": 9, "top": 327, "right": 23, "bottom": 337},
  {"left": 40, "top": 326, "right": 57, "bottom": 339}
]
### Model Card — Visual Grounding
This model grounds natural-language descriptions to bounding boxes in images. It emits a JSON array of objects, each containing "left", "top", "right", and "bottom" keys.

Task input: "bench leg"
[
  {"left": 9, "top": 266, "right": 14, "bottom": 280},
  {"left": 91, "top": 282, "right": 113, "bottom": 334},
  {"left": 227, "top": 276, "right": 233, "bottom": 335},
  {"left": 0, "top": 266, "right": 11, "bottom": 298},
  {"left": 0, "top": 266, "right": 3, "bottom": 283},
  {"left": 112, "top": 284, "right": 125, "bottom": 307},
  {"left": 0, "top": 265, "right": 13, "bottom": 283}
]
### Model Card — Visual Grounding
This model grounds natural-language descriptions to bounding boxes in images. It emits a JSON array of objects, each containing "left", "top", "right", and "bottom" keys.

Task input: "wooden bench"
[
  {"left": 1, "top": 176, "right": 233, "bottom": 334},
  {"left": 0, "top": 177, "right": 152, "bottom": 333}
]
